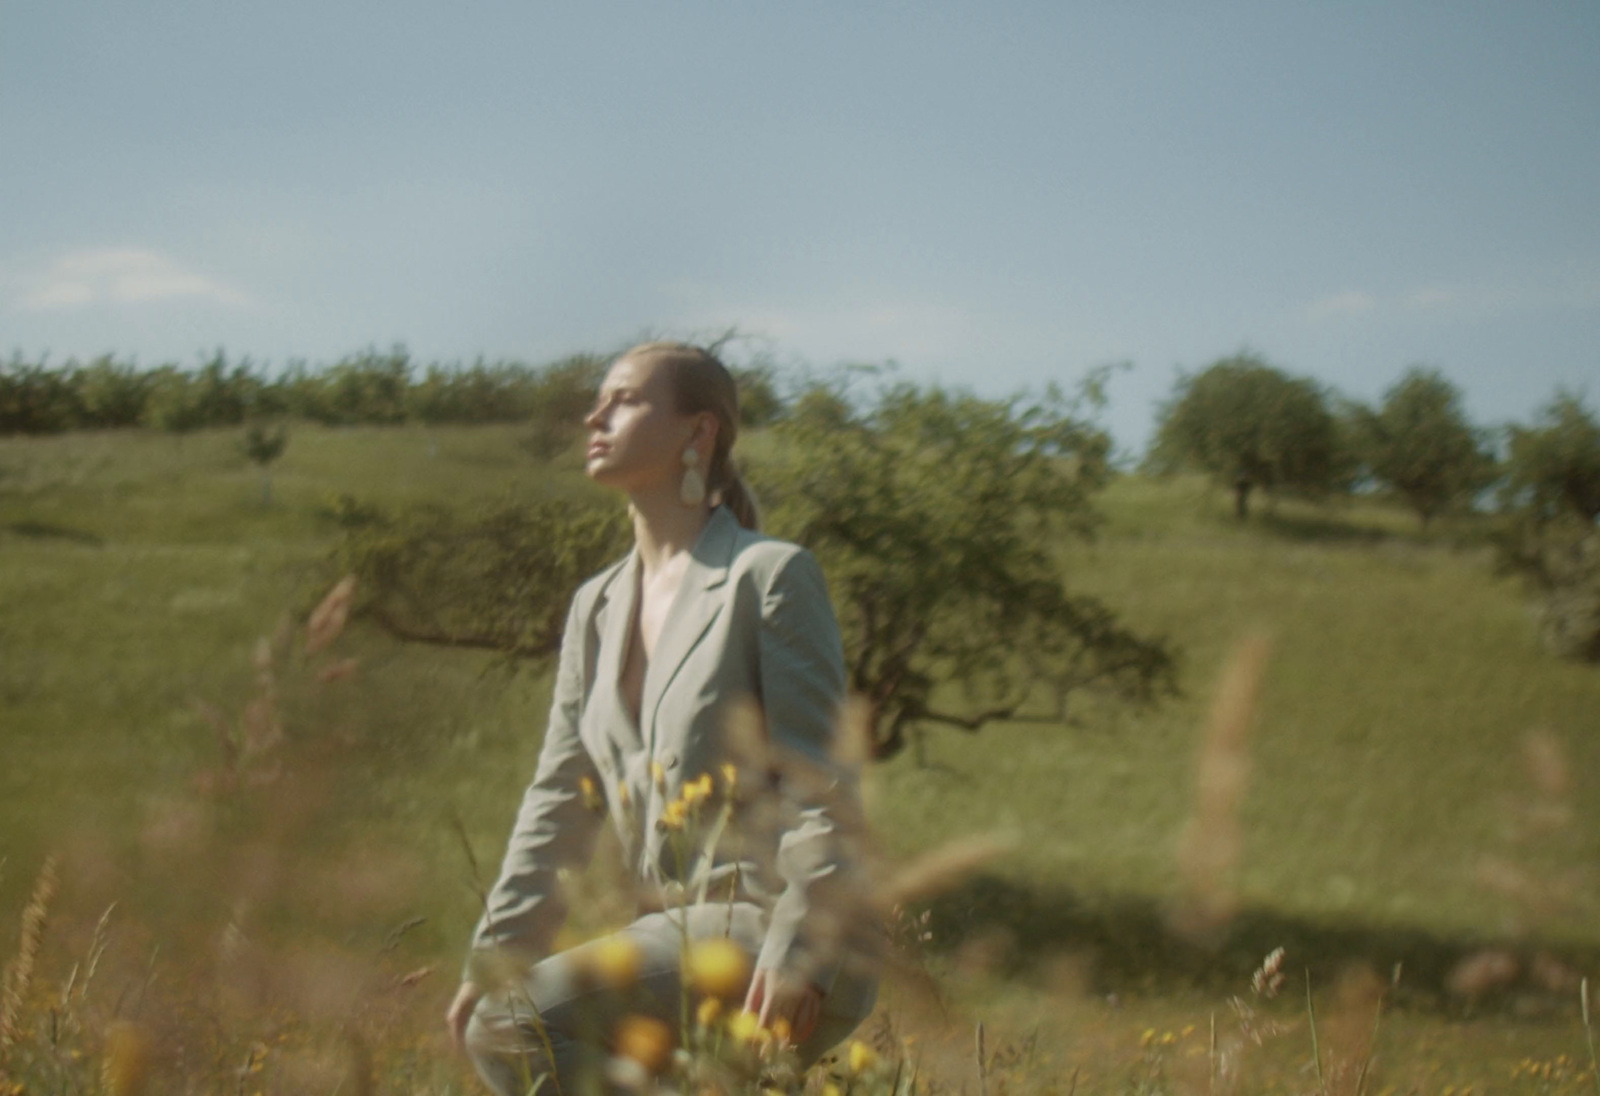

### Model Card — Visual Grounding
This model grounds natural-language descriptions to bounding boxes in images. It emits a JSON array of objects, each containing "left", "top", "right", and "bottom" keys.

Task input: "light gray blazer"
[{"left": 469, "top": 505, "right": 858, "bottom": 987}]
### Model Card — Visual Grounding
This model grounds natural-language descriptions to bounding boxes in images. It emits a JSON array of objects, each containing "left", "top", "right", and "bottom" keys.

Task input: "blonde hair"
[{"left": 619, "top": 341, "right": 761, "bottom": 530}]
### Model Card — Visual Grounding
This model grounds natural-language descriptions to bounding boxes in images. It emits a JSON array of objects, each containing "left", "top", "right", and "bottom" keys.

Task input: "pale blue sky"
[{"left": 3, "top": 2, "right": 1596, "bottom": 452}]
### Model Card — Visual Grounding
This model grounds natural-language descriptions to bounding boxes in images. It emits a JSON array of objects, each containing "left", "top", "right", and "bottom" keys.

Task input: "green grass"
[{"left": 3, "top": 423, "right": 1599, "bottom": 1092}]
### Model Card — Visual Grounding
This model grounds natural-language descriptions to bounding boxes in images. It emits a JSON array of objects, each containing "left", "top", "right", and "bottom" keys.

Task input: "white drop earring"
[{"left": 680, "top": 447, "right": 706, "bottom": 506}]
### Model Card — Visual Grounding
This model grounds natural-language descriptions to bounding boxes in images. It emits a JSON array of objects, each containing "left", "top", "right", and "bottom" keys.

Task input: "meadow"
[{"left": 2, "top": 422, "right": 1598, "bottom": 1094}]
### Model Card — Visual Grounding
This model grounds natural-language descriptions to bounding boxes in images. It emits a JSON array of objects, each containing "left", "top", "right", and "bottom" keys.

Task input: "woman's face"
[{"left": 584, "top": 353, "right": 701, "bottom": 493}]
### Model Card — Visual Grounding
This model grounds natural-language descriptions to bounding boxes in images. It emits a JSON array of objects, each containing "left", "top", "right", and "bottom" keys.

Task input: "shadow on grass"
[
  {"left": 1254, "top": 511, "right": 1400, "bottom": 546},
  {"left": 2, "top": 521, "right": 104, "bottom": 545},
  {"left": 923, "top": 874, "right": 1599, "bottom": 1015}
]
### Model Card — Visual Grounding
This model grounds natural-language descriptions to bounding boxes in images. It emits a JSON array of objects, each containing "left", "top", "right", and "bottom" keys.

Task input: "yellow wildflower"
[
  {"left": 683, "top": 775, "right": 712, "bottom": 808},
  {"left": 662, "top": 799, "right": 688, "bottom": 830},
  {"left": 585, "top": 935, "right": 642, "bottom": 988},
  {"left": 615, "top": 1015, "right": 674, "bottom": 1073},
  {"left": 727, "top": 1009, "right": 763, "bottom": 1043},
  {"left": 696, "top": 997, "right": 723, "bottom": 1028},
  {"left": 720, "top": 762, "right": 738, "bottom": 792},
  {"left": 849, "top": 1040, "right": 878, "bottom": 1074},
  {"left": 686, "top": 938, "right": 750, "bottom": 999}
]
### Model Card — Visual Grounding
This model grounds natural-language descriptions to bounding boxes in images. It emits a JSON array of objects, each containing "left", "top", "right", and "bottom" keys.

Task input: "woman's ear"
[{"left": 691, "top": 412, "right": 719, "bottom": 455}]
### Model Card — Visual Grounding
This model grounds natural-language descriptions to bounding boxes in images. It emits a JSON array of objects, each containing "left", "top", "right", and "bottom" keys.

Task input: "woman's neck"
[{"left": 628, "top": 488, "right": 711, "bottom": 578}]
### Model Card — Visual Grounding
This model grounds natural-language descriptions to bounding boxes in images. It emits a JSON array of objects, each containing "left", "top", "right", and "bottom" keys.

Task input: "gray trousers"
[{"left": 465, "top": 902, "right": 878, "bottom": 1096}]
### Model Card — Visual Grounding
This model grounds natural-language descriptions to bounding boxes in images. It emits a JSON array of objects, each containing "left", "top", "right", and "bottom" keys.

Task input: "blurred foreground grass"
[{"left": 2, "top": 424, "right": 1599, "bottom": 1093}]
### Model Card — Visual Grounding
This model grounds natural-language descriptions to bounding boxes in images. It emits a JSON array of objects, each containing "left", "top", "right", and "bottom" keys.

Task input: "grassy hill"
[{"left": 3, "top": 422, "right": 1598, "bottom": 1092}]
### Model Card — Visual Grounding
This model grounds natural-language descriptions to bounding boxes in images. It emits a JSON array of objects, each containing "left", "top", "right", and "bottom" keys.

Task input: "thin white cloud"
[
  {"left": 16, "top": 248, "right": 250, "bottom": 311},
  {"left": 1305, "top": 290, "right": 1378, "bottom": 321},
  {"left": 1403, "top": 286, "right": 1455, "bottom": 310}
]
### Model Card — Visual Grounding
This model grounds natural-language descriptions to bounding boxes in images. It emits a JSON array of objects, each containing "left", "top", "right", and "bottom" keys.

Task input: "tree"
[
  {"left": 336, "top": 496, "right": 630, "bottom": 659},
  {"left": 1504, "top": 391, "right": 1600, "bottom": 524},
  {"left": 1148, "top": 354, "right": 1339, "bottom": 519},
  {"left": 757, "top": 377, "right": 1175, "bottom": 760},
  {"left": 241, "top": 421, "right": 289, "bottom": 505},
  {"left": 1493, "top": 392, "right": 1600, "bottom": 662},
  {"left": 1356, "top": 366, "right": 1496, "bottom": 528}
]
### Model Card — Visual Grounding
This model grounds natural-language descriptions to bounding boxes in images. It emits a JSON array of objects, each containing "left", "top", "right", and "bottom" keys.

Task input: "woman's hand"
[
  {"left": 446, "top": 981, "right": 484, "bottom": 1055},
  {"left": 743, "top": 967, "right": 824, "bottom": 1046}
]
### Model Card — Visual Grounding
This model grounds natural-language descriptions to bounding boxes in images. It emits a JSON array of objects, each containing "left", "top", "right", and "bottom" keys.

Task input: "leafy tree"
[
  {"left": 522, "top": 354, "right": 608, "bottom": 460},
  {"left": 336, "top": 495, "right": 630, "bottom": 659},
  {"left": 241, "top": 421, "right": 289, "bottom": 505},
  {"left": 1147, "top": 354, "right": 1338, "bottom": 519},
  {"left": 757, "top": 377, "right": 1175, "bottom": 760},
  {"left": 1504, "top": 391, "right": 1600, "bottom": 524},
  {"left": 1492, "top": 392, "right": 1600, "bottom": 662},
  {"left": 731, "top": 364, "right": 785, "bottom": 427},
  {"left": 1355, "top": 366, "right": 1496, "bottom": 528}
]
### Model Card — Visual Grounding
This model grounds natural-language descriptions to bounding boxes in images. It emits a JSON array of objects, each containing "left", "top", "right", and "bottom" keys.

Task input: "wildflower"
[
  {"left": 683, "top": 774, "right": 713, "bottom": 808},
  {"left": 727, "top": 1010, "right": 763, "bottom": 1043},
  {"left": 696, "top": 997, "right": 723, "bottom": 1028},
  {"left": 662, "top": 799, "right": 688, "bottom": 831},
  {"left": 579, "top": 776, "right": 603, "bottom": 811},
  {"left": 585, "top": 935, "right": 642, "bottom": 988},
  {"left": 848, "top": 1040, "right": 878, "bottom": 1074},
  {"left": 615, "top": 1015, "right": 674, "bottom": 1073},
  {"left": 823, "top": 1085, "right": 843, "bottom": 1096},
  {"left": 686, "top": 938, "right": 750, "bottom": 999},
  {"left": 720, "top": 762, "right": 738, "bottom": 793}
]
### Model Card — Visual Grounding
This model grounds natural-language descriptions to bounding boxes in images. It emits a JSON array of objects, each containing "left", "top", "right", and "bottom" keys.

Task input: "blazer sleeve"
[
  {"left": 750, "top": 547, "right": 860, "bottom": 992},
  {"left": 465, "top": 592, "right": 605, "bottom": 977}
]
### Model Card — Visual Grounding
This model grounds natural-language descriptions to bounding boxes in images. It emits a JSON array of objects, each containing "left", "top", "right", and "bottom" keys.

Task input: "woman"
[{"left": 446, "top": 341, "right": 877, "bottom": 1094}]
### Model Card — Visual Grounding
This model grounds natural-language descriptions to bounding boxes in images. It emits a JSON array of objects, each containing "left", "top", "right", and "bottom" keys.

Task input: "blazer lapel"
[
  {"left": 592, "top": 550, "right": 643, "bottom": 753},
  {"left": 640, "top": 506, "right": 738, "bottom": 751}
]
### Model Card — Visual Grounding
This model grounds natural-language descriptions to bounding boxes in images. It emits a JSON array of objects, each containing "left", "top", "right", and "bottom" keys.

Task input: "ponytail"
[{"left": 714, "top": 458, "right": 761, "bottom": 531}]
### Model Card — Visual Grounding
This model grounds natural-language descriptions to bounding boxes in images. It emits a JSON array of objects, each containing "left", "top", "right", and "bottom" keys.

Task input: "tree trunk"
[{"left": 1234, "top": 479, "right": 1251, "bottom": 520}]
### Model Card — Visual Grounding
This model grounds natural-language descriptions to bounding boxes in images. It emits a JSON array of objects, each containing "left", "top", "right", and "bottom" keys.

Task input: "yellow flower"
[
  {"left": 683, "top": 775, "right": 712, "bottom": 808},
  {"left": 823, "top": 1085, "right": 843, "bottom": 1096},
  {"left": 686, "top": 938, "right": 751, "bottom": 999},
  {"left": 695, "top": 997, "right": 723, "bottom": 1028},
  {"left": 720, "top": 762, "right": 738, "bottom": 792},
  {"left": 849, "top": 1040, "right": 878, "bottom": 1074},
  {"left": 727, "top": 1009, "right": 763, "bottom": 1043},
  {"left": 579, "top": 776, "right": 603, "bottom": 811},
  {"left": 662, "top": 799, "right": 688, "bottom": 830},
  {"left": 584, "top": 935, "right": 642, "bottom": 988},
  {"left": 615, "top": 1015, "right": 674, "bottom": 1073},
  {"left": 770, "top": 1016, "right": 792, "bottom": 1044}
]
